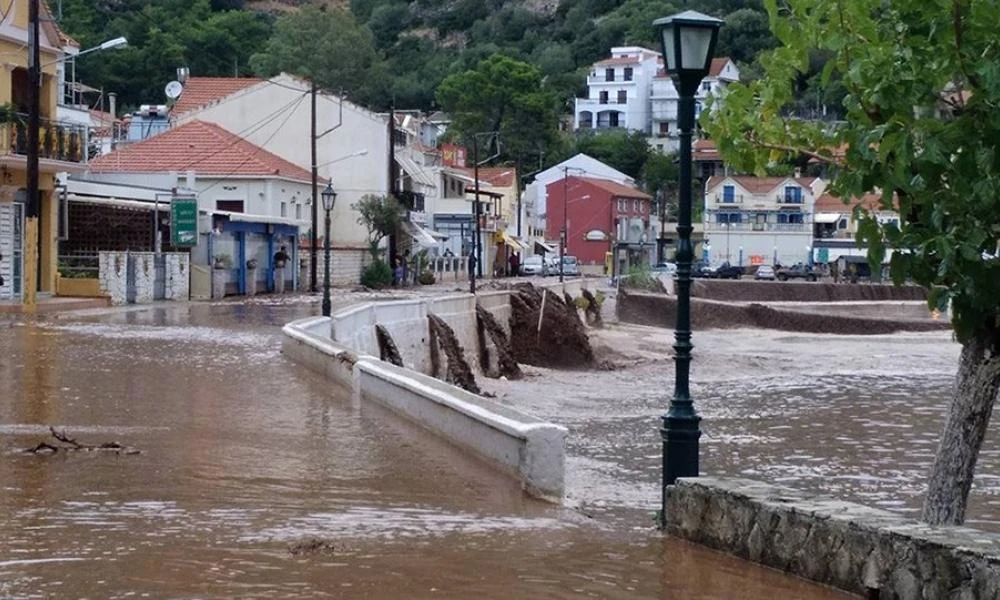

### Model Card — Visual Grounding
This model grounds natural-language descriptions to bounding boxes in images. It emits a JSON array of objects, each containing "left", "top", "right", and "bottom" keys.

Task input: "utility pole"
[
  {"left": 310, "top": 82, "right": 318, "bottom": 292},
  {"left": 560, "top": 168, "right": 567, "bottom": 283},
  {"left": 24, "top": 0, "right": 40, "bottom": 310}
]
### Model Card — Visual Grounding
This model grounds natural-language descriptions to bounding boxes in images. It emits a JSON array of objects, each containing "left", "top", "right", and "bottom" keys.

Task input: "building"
[
  {"left": 0, "top": 1, "right": 89, "bottom": 306},
  {"left": 169, "top": 73, "right": 391, "bottom": 280},
  {"left": 545, "top": 175, "right": 652, "bottom": 275},
  {"left": 812, "top": 190, "right": 900, "bottom": 268},
  {"left": 523, "top": 153, "right": 635, "bottom": 251},
  {"left": 703, "top": 175, "right": 826, "bottom": 267},
  {"left": 572, "top": 47, "right": 739, "bottom": 154},
  {"left": 87, "top": 120, "right": 317, "bottom": 294}
]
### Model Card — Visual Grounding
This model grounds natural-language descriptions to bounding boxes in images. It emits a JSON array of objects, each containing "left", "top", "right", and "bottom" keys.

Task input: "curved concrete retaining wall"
[
  {"left": 618, "top": 291, "right": 950, "bottom": 334},
  {"left": 281, "top": 281, "right": 590, "bottom": 500},
  {"left": 665, "top": 478, "right": 1000, "bottom": 599}
]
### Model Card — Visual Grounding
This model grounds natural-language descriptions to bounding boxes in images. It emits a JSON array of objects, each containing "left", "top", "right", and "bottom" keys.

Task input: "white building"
[
  {"left": 572, "top": 47, "right": 740, "bottom": 154},
  {"left": 703, "top": 175, "right": 826, "bottom": 267},
  {"left": 169, "top": 73, "right": 391, "bottom": 268}
]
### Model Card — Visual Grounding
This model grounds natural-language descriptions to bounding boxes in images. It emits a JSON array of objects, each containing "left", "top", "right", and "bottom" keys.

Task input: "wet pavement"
[{"left": 0, "top": 296, "right": 853, "bottom": 599}]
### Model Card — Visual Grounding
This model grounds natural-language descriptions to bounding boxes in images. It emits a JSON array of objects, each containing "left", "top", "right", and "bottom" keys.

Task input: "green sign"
[{"left": 171, "top": 196, "right": 198, "bottom": 247}]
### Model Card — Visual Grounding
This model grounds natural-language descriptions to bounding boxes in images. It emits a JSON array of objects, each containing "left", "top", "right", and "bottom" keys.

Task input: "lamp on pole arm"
[
  {"left": 321, "top": 182, "right": 337, "bottom": 317},
  {"left": 654, "top": 9, "right": 722, "bottom": 521}
]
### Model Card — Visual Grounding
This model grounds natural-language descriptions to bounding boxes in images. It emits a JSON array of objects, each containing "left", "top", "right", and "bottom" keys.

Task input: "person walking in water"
[{"left": 273, "top": 245, "right": 290, "bottom": 293}]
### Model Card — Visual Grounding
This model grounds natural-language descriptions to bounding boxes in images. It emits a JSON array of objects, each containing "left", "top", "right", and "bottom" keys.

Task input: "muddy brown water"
[{"left": 0, "top": 299, "right": 852, "bottom": 599}]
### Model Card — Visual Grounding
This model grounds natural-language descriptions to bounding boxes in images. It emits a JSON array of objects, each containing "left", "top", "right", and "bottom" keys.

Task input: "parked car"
[
  {"left": 652, "top": 262, "right": 678, "bottom": 276},
  {"left": 520, "top": 255, "right": 546, "bottom": 276},
  {"left": 754, "top": 265, "right": 776, "bottom": 281},
  {"left": 545, "top": 255, "right": 559, "bottom": 275},
  {"left": 691, "top": 260, "right": 715, "bottom": 278},
  {"left": 713, "top": 262, "right": 743, "bottom": 279},
  {"left": 776, "top": 263, "right": 819, "bottom": 281},
  {"left": 561, "top": 255, "right": 579, "bottom": 276}
]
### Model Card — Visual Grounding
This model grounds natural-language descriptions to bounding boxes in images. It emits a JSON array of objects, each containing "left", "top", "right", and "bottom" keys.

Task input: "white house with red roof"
[
  {"left": 87, "top": 120, "right": 322, "bottom": 294},
  {"left": 572, "top": 48, "right": 739, "bottom": 154},
  {"left": 169, "top": 72, "right": 391, "bottom": 268},
  {"left": 703, "top": 175, "right": 825, "bottom": 267}
]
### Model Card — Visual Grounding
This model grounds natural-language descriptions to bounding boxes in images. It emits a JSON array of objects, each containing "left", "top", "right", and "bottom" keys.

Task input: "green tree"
[
  {"left": 575, "top": 130, "right": 652, "bottom": 180},
  {"left": 250, "top": 7, "right": 388, "bottom": 109},
  {"left": 708, "top": 0, "right": 1000, "bottom": 526},
  {"left": 354, "top": 194, "right": 403, "bottom": 260},
  {"left": 436, "top": 54, "right": 560, "bottom": 163}
]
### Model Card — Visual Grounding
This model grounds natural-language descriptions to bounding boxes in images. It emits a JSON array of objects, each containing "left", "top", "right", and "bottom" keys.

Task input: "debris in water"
[{"left": 23, "top": 426, "right": 140, "bottom": 455}]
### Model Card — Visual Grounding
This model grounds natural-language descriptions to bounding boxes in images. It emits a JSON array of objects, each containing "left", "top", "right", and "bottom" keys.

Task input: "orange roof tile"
[
  {"left": 709, "top": 58, "right": 730, "bottom": 77},
  {"left": 595, "top": 56, "right": 641, "bottom": 67},
  {"left": 171, "top": 77, "right": 263, "bottom": 118},
  {"left": 455, "top": 167, "right": 516, "bottom": 188},
  {"left": 574, "top": 176, "right": 651, "bottom": 200},
  {"left": 815, "top": 192, "right": 897, "bottom": 213},
  {"left": 89, "top": 120, "right": 317, "bottom": 184},
  {"left": 693, "top": 138, "right": 720, "bottom": 161}
]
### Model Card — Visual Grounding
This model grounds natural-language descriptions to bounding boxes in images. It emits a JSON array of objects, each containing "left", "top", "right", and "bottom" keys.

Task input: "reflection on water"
[{"left": 0, "top": 303, "right": 852, "bottom": 598}]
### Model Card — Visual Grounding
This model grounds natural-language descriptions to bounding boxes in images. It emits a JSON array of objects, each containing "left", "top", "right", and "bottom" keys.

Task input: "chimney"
[
  {"left": 108, "top": 92, "right": 117, "bottom": 119},
  {"left": 794, "top": 167, "right": 802, "bottom": 178},
  {"left": 177, "top": 67, "right": 189, "bottom": 83}
]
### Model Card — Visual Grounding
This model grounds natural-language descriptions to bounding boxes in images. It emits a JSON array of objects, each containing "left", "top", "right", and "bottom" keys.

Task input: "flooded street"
[{"left": 0, "top": 298, "right": 852, "bottom": 599}]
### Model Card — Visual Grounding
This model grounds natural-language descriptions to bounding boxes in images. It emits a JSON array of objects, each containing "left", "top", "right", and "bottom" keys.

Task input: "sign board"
[
  {"left": 441, "top": 144, "right": 467, "bottom": 168},
  {"left": 170, "top": 196, "right": 198, "bottom": 247}
]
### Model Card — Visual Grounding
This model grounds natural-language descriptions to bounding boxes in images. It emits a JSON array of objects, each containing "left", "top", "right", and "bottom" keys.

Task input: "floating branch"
[{"left": 22, "top": 427, "right": 140, "bottom": 455}]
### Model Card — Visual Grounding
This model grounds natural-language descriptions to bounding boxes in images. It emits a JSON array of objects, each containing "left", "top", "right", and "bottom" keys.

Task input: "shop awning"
[
  {"left": 67, "top": 194, "right": 159, "bottom": 211},
  {"left": 205, "top": 209, "right": 309, "bottom": 228},
  {"left": 814, "top": 212, "right": 843, "bottom": 224},
  {"left": 534, "top": 240, "right": 556, "bottom": 254},
  {"left": 395, "top": 155, "right": 435, "bottom": 187},
  {"left": 498, "top": 231, "right": 527, "bottom": 251},
  {"left": 401, "top": 220, "right": 440, "bottom": 248}
]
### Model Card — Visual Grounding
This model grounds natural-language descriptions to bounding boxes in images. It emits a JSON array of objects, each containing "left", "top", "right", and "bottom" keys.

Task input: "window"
[
  {"left": 777, "top": 212, "right": 803, "bottom": 224},
  {"left": 295, "top": 204, "right": 302, "bottom": 220},
  {"left": 784, "top": 186, "right": 802, "bottom": 204},
  {"left": 702, "top": 81, "right": 712, "bottom": 92},
  {"left": 605, "top": 68, "right": 614, "bottom": 82},
  {"left": 216, "top": 200, "right": 244, "bottom": 213},
  {"left": 659, "top": 122, "right": 669, "bottom": 137},
  {"left": 838, "top": 218, "right": 848, "bottom": 230},
  {"left": 717, "top": 212, "right": 742, "bottom": 224},
  {"left": 608, "top": 112, "right": 620, "bottom": 127},
  {"left": 617, "top": 199, "right": 625, "bottom": 211},
  {"left": 624, "top": 67, "right": 633, "bottom": 81},
  {"left": 280, "top": 202, "right": 287, "bottom": 217},
  {"left": 722, "top": 185, "right": 735, "bottom": 203},
  {"left": 617, "top": 90, "right": 627, "bottom": 104},
  {"left": 599, "top": 91, "right": 609, "bottom": 104},
  {"left": 633, "top": 199, "right": 639, "bottom": 211}
]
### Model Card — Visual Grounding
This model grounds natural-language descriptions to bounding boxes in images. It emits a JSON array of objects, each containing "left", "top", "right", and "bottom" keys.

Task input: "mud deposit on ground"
[
  {"left": 510, "top": 284, "right": 594, "bottom": 368},
  {"left": 428, "top": 313, "right": 480, "bottom": 394}
]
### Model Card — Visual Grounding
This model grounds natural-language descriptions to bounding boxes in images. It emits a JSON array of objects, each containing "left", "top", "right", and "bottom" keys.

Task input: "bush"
[
  {"left": 361, "top": 260, "right": 392, "bottom": 289},
  {"left": 621, "top": 264, "right": 660, "bottom": 291},
  {"left": 418, "top": 270, "right": 436, "bottom": 285}
]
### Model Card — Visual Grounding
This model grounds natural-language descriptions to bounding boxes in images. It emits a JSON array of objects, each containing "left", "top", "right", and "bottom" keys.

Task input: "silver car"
[
  {"left": 561, "top": 256, "right": 579, "bottom": 276},
  {"left": 755, "top": 265, "right": 776, "bottom": 280},
  {"left": 521, "top": 255, "right": 546, "bottom": 276}
]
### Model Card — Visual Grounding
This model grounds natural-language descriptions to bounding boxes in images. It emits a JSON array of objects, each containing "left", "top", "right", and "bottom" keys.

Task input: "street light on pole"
[
  {"left": 321, "top": 182, "right": 337, "bottom": 317},
  {"left": 654, "top": 9, "right": 722, "bottom": 516}
]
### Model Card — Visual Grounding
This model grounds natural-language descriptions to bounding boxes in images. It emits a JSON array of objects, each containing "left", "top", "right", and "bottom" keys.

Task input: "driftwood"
[{"left": 24, "top": 426, "right": 140, "bottom": 455}]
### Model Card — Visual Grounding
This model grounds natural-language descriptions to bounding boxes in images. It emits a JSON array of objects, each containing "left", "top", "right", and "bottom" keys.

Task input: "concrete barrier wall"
[
  {"left": 282, "top": 315, "right": 567, "bottom": 499},
  {"left": 618, "top": 291, "right": 951, "bottom": 334},
  {"left": 476, "top": 291, "right": 512, "bottom": 338},
  {"left": 691, "top": 279, "right": 927, "bottom": 302},
  {"left": 665, "top": 477, "right": 1000, "bottom": 599}
]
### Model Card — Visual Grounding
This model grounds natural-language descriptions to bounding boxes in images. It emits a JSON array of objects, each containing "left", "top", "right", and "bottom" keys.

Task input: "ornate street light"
[
  {"left": 321, "top": 182, "right": 337, "bottom": 317},
  {"left": 653, "top": 10, "right": 723, "bottom": 515}
]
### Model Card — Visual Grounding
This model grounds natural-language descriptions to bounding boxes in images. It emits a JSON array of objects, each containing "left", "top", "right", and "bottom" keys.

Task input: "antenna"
[{"left": 164, "top": 80, "right": 183, "bottom": 100}]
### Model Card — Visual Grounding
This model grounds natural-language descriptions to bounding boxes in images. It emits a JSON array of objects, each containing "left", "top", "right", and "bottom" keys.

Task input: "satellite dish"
[{"left": 164, "top": 80, "right": 183, "bottom": 100}]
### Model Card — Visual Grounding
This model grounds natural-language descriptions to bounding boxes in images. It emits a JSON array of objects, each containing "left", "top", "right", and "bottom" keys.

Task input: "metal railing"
[
  {"left": 0, "top": 116, "right": 87, "bottom": 163},
  {"left": 713, "top": 194, "right": 743, "bottom": 204}
]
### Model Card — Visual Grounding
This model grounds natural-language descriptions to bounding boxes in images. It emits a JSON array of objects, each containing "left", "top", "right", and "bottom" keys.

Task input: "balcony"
[
  {"left": 712, "top": 193, "right": 743, "bottom": 205},
  {"left": 0, "top": 115, "right": 88, "bottom": 171},
  {"left": 775, "top": 194, "right": 804, "bottom": 205},
  {"left": 704, "top": 221, "right": 807, "bottom": 233}
]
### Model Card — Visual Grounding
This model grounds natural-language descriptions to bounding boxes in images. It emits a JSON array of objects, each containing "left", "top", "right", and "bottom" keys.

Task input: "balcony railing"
[
  {"left": 0, "top": 116, "right": 87, "bottom": 163},
  {"left": 775, "top": 194, "right": 804, "bottom": 205},
  {"left": 705, "top": 221, "right": 807, "bottom": 233},
  {"left": 713, "top": 193, "right": 743, "bottom": 204}
]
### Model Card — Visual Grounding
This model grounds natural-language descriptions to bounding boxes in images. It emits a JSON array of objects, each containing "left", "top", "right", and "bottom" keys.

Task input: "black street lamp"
[
  {"left": 653, "top": 10, "right": 722, "bottom": 513},
  {"left": 321, "top": 182, "right": 337, "bottom": 317}
]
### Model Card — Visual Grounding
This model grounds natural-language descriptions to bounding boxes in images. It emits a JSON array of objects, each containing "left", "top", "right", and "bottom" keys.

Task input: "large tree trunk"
[{"left": 921, "top": 337, "right": 1000, "bottom": 525}]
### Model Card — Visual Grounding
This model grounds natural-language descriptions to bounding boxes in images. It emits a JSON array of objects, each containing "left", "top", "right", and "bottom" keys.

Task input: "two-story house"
[
  {"left": 545, "top": 175, "right": 652, "bottom": 276},
  {"left": 812, "top": 190, "right": 900, "bottom": 268},
  {"left": 704, "top": 175, "right": 826, "bottom": 267},
  {"left": 0, "top": 1, "right": 89, "bottom": 306},
  {"left": 650, "top": 58, "right": 740, "bottom": 154}
]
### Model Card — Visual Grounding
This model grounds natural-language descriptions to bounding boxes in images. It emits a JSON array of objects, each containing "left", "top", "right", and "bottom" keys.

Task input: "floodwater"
[{"left": 0, "top": 298, "right": 853, "bottom": 599}]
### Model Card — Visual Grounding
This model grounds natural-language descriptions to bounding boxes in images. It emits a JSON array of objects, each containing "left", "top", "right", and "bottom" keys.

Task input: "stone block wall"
[
  {"left": 99, "top": 252, "right": 129, "bottom": 305},
  {"left": 299, "top": 247, "right": 367, "bottom": 291},
  {"left": 665, "top": 478, "right": 1000, "bottom": 600},
  {"left": 132, "top": 252, "right": 155, "bottom": 304},
  {"left": 164, "top": 254, "right": 189, "bottom": 301}
]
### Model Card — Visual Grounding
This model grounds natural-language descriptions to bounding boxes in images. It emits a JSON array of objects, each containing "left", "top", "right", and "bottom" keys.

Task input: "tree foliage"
[
  {"left": 354, "top": 194, "right": 403, "bottom": 258},
  {"left": 250, "top": 7, "right": 388, "bottom": 109},
  {"left": 707, "top": 0, "right": 1000, "bottom": 526}
]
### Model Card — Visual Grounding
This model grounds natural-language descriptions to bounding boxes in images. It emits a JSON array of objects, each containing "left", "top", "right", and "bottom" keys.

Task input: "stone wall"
[
  {"left": 99, "top": 251, "right": 190, "bottom": 305},
  {"left": 298, "top": 246, "right": 367, "bottom": 291},
  {"left": 617, "top": 290, "right": 950, "bottom": 335},
  {"left": 132, "top": 252, "right": 155, "bottom": 304},
  {"left": 665, "top": 478, "right": 1000, "bottom": 600},
  {"left": 164, "top": 254, "right": 189, "bottom": 301},
  {"left": 98, "top": 252, "right": 129, "bottom": 305}
]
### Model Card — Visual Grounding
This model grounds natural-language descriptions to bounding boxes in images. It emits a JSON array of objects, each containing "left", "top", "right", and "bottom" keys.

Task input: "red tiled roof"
[
  {"left": 709, "top": 58, "right": 730, "bottom": 77},
  {"left": 693, "top": 139, "right": 720, "bottom": 161},
  {"left": 815, "top": 192, "right": 897, "bottom": 212},
  {"left": 595, "top": 56, "right": 641, "bottom": 66},
  {"left": 574, "top": 176, "right": 651, "bottom": 200},
  {"left": 171, "top": 77, "right": 263, "bottom": 118},
  {"left": 706, "top": 175, "right": 818, "bottom": 195},
  {"left": 455, "top": 167, "right": 516, "bottom": 188},
  {"left": 89, "top": 120, "right": 317, "bottom": 184}
]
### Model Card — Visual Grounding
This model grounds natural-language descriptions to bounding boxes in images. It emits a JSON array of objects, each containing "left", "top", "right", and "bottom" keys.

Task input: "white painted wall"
[{"left": 173, "top": 73, "right": 390, "bottom": 249}]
